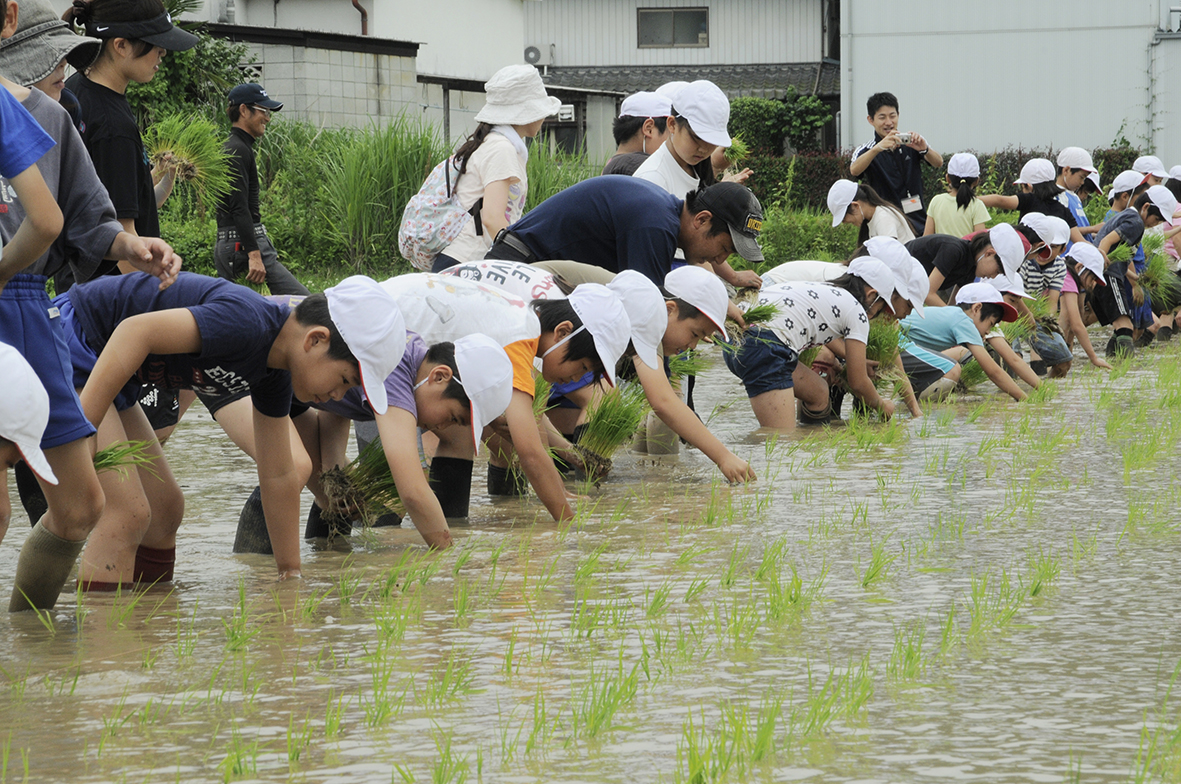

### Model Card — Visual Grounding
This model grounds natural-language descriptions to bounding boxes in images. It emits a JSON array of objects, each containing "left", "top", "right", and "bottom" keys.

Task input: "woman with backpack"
[{"left": 402, "top": 64, "right": 558, "bottom": 272}]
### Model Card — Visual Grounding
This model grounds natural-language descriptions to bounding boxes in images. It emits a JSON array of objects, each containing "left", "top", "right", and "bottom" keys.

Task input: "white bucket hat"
[
  {"left": 988, "top": 223, "right": 1025, "bottom": 279},
  {"left": 607, "top": 270, "right": 666, "bottom": 370},
  {"left": 827, "top": 179, "right": 859, "bottom": 227},
  {"left": 847, "top": 258, "right": 899, "bottom": 314},
  {"left": 864, "top": 236, "right": 926, "bottom": 317},
  {"left": 452, "top": 334, "right": 514, "bottom": 455},
  {"left": 670, "top": 80, "right": 731, "bottom": 147},
  {"left": 565, "top": 284, "right": 632, "bottom": 387},
  {"left": 474, "top": 64, "right": 561, "bottom": 126},
  {"left": 1146, "top": 184, "right": 1179, "bottom": 226},
  {"left": 947, "top": 152, "right": 980, "bottom": 179},
  {"left": 1014, "top": 158, "right": 1056, "bottom": 185},
  {"left": 325, "top": 276, "right": 407, "bottom": 416},
  {"left": 664, "top": 265, "right": 728, "bottom": 336},
  {"left": 0, "top": 343, "right": 58, "bottom": 485}
]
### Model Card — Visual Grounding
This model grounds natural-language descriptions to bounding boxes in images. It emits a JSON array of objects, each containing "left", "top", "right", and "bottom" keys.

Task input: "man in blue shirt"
[{"left": 484, "top": 177, "right": 764, "bottom": 287}]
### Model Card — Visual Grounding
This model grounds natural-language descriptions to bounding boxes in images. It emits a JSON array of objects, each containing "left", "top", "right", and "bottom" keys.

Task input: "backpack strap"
[{"left": 448, "top": 156, "right": 483, "bottom": 236}]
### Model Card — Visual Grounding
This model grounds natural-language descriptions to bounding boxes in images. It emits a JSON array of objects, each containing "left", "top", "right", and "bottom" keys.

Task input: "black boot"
[
  {"left": 13, "top": 461, "right": 48, "bottom": 527},
  {"left": 304, "top": 501, "right": 354, "bottom": 539},
  {"left": 488, "top": 463, "right": 529, "bottom": 496},
  {"left": 233, "top": 486, "right": 273, "bottom": 554},
  {"left": 428, "top": 457, "right": 473, "bottom": 518}
]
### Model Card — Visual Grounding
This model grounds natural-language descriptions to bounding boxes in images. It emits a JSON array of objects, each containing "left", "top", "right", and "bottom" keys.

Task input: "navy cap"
[{"left": 228, "top": 83, "right": 283, "bottom": 111}]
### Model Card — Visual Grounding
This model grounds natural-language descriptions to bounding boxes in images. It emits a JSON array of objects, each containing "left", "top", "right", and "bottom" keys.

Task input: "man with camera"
[{"left": 850, "top": 92, "right": 943, "bottom": 236}]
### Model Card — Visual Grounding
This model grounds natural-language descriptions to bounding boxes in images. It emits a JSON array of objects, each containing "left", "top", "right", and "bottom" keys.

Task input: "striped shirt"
[{"left": 1019, "top": 257, "right": 1067, "bottom": 294}]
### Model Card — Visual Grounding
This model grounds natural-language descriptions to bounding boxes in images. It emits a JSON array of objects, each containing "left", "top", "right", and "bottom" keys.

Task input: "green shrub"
[
  {"left": 753, "top": 204, "right": 858, "bottom": 269},
  {"left": 728, "top": 97, "right": 788, "bottom": 156},
  {"left": 782, "top": 88, "right": 831, "bottom": 153},
  {"left": 158, "top": 213, "right": 217, "bottom": 278},
  {"left": 526, "top": 137, "right": 599, "bottom": 211}
]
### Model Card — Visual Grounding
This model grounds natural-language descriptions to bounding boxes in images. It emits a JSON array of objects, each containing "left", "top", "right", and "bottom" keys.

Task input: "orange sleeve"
[{"left": 503, "top": 338, "right": 540, "bottom": 396}]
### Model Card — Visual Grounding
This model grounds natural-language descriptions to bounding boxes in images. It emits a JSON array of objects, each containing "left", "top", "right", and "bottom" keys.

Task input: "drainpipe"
[
  {"left": 351, "top": 0, "right": 368, "bottom": 35},
  {"left": 1149, "top": 33, "right": 1161, "bottom": 152}
]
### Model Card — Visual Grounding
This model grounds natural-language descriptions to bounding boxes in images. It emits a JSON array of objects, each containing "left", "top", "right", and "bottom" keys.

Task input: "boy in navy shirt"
[{"left": 58, "top": 272, "right": 405, "bottom": 591}]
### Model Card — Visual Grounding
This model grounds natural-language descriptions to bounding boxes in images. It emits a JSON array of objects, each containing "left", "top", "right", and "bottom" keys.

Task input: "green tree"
[
  {"left": 781, "top": 87, "right": 831, "bottom": 153},
  {"left": 727, "top": 97, "right": 788, "bottom": 156}
]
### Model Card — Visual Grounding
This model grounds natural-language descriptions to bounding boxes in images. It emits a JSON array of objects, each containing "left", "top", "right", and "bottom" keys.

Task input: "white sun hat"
[
  {"left": 847, "top": 257, "right": 899, "bottom": 314},
  {"left": 655, "top": 80, "right": 690, "bottom": 101},
  {"left": 1056, "top": 147, "right": 1097, "bottom": 173},
  {"left": 566, "top": 283, "right": 632, "bottom": 387},
  {"left": 1014, "top": 158, "right": 1056, "bottom": 185},
  {"left": 1133, "top": 155, "right": 1168, "bottom": 180},
  {"left": 1146, "top": 184, "right": 1179, "bottom": 226},
  {"left": 664, "top": 265, "right": 728, "bottom": 335},
  {"left": 947, "top": 152, "right": 980, "bottom": 179},
  {"left": 955, "top": 281, "right": 1019, "bottom": 322},
  {"left": 865, "top": 236, "right": 925, "bottom": 317},
  {"left": 0, "top": 343, "right": 57, "bottom": 485},
  {"left": 988, "top": 223, "right": 1025, "bottom": 279},
  {"left": 452, "top": 334, "right": 514, "bottom": 455},
  {"left": 325, "top": 275, "right": 407, "bottom": 416},
  {"left": 474, "top": 64, "right": 561, "bottom": 126},
  {"left": 607, "top": 270, "right": 666, "bottom": 370},
  {"left": 669, "top": 80, "right": 732, "bottom": 147},
  {"left": 1065, "top": 243, "right": 1107, "bottom": 284},
  {"left": 1108, "top": 169, "right": 1147, "bottom": 199},
  {"left": 619, "top": 91, "right": 673, "bottom": 119},
  {"left": 827, "top": 179, "right": 859, "bottom": 227}
]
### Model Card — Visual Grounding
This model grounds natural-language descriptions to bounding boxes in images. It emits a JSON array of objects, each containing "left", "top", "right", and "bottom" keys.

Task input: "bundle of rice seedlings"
[
  {"left": 145, "top": 114, "right": 233, "bottom": 215},
  {"left": 957, "top": 358, "right": 987, "bottom": 391},
  {"left": 1138, "top": 233, "right": 1181, "bottom": 311},
  {"left": 999, "top": 294, "right": 1056, "bottom": 343},
  {"left": 723, "top": 135, "right": 751, "bottom": 167},
  {"left": 93, "top": 440, "right": 158, "bottom": 478},
  {"left": 320, "top": 437, "right": 406, "bottom": 527},
  {"left": 533, "top": 373, "right": 553, "bottom": 420},
  {"left": 575, "top": 382, "right": 649, "bottom": 477},
  {"left": 725, "top": 302, "right": 780, "bottom": 344},
  {"left": 667, "top": 349, "right": 709, "bottom": 382}
]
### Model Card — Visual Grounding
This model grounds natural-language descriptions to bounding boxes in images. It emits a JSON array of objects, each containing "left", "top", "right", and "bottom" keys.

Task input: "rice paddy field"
[{"left": 3, "top": 342, "right": 1181, "bottom": 783}]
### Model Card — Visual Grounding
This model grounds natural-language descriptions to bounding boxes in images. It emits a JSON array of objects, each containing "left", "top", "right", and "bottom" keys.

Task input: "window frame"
[{"left": 636, "top": 7, "right": 710, "bottom": 49}]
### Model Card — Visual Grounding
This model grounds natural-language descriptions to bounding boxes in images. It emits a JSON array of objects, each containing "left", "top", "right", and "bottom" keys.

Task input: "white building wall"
[
  {"left": 840, "top": 0, "right": 1181, "bottom": 166},
  {"left": 523, "top": 0, "right": 822, "bottom": 66}
]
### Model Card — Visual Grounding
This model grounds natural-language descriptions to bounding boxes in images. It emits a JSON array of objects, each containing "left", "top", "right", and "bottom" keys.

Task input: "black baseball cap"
[
  {"left": 695, "top": 182, "right": 764, "bottom": 262},
  {"left": 228, "top": 83, "right": 284, "bottom": 111},
  {"left": 85, "top": 12, "right": 198, "bottom": 52}
]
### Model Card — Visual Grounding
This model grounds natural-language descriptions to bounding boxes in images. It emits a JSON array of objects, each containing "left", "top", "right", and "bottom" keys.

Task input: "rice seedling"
[
  {"left": 722, "top": 134, "right": 751, "bottom": 167},
  {"left": 886, "top": 619, "right": 927, "bottom": 682},
  {"left": 644, "top": 580, "right": 674, "bottom": 618},
  {"left": 145, "top": 113, "right": 232, "bottom": 215},
  {"left": 675, "top": 709, "right": 738, "bottom": 784},
  {"left": 567, "top": 661, "right": 641, "bottom": 742},
  {"left": 430, "top": 729, "right": 472, "bottom": 784},
  {"left": 217, "top": 724, "right": 260, "bottom": 782},
  {"left": 576, "top": 381, "right": 649, "bottom": 476},
  {"left": 667, "top": 349, "right": 709, "bottom": 382},
  {"left": 286, "top": 712, "right": 313, "bottom": 767},
  {"left": 725, "top": 301, "right": 780, "bottom": 344},
  {"left": 1129, "top": 659, "right": 1181, "bottom": 784},
  {"left": 1139, "top": 232, "right": 1181, "bottom": 311},
  {"left": 222, "top": 581, "right": 260, "bottom": 653},
  {"left": 1022, "top": 548, "right": 1061, "bottom": 598},
  {"left": 421, "top": 648, "right": 476, "bottom": 705},
  {"left": 324, "top": 692, "right": 348, "bottom": 739},
  {"left": 92, "top": 440, "right": 158, "bottom": 478},
  {"left": 857, "top": 538, "right": 898, "bottom": 588},
  {"left": 320, "top": 436, "right": 406, "bottom": 531}
]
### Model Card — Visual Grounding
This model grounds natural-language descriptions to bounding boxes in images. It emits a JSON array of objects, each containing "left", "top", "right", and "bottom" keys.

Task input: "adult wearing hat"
[
  {"left": 430, "top": 63, "right": 559, "bottom": 272},
  {"left": 214, "top": 82, "right": 307, "bottom": 296},
  {"left": 62, "top": 0, "right": 197, "bottom": 244},
  {"left": 0, "top": 0, "right": 99, "bottom": 126}
]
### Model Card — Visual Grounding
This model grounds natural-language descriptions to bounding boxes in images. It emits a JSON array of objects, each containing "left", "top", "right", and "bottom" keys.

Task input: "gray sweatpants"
[{"left": 214, "top": 226, "right": 308, "bottom": 296}]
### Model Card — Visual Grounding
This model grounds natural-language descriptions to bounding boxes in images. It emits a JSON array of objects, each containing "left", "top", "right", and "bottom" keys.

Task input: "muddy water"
[{"left": 3, "top": 349, "right": 1181, "bottom": 783}]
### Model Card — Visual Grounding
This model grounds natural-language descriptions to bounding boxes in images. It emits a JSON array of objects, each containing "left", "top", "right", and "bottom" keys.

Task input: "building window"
[{"left": 638, "top": 8, "right": 708, "bottom": 48}]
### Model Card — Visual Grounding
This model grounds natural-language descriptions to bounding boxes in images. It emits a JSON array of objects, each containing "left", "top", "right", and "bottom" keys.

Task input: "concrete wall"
[
  {"left": 583, "top": 93, "right": 618, "bottom": 162},
  {"left": 416, "top": 84, "right": 486, "bottom": 147},
  {"left": 840, "top": 0, "right": 1181, "bottom": 167},
  {"left": 523, "top": 0, "right": 822, "bottom": 66}
]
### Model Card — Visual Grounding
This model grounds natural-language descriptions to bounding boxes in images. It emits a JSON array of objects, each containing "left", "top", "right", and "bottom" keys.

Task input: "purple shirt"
[{"left": 316, "top": 332, "right": 427, "bottom": 421}]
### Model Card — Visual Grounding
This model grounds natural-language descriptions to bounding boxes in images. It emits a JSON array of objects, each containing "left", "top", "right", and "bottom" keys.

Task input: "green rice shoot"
[
  {"left": 145, "top": 113, "right": 233, "bottom": 215},
  {"left": 577, "top": 382, "right": 650, "bottom": 464},
  {"left": 957, "top": 358, "right": 987, "bottom": 391},
  {"left": 668, "top": 349, "right": 709, "bottom": 382},
  {"left": 533, "top": 373, "right": 553, "bottom": 420},
  {"left": 1138, "top": 232, "right": 1181, "bottom": 310},
  {"left": 723, "top": 134, "right": 751, "bottom": 166},
  {"left": 322, "top": 436, "right": 406, "bottom": 526},
  {"left": 727, "top": 302, "right": 779, "bottom": 344},
  {"left": 93, "top": 440, "right": 158, "bottom": 479},
  {"left": 999, "top": 295, "right": 1053, "bottom": 343}
]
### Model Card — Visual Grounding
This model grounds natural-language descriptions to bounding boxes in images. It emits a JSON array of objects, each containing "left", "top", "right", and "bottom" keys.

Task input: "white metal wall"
[
  {"left": 523, "top": 0, "right": 822, "bottom": 66},
  {"left": 840, "top": 0, "right": 1181, "bottom": 168}
]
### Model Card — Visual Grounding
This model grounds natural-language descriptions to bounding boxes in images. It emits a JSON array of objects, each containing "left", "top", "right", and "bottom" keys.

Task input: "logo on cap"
[{"left": 744, "top": 215, "right": 762, "bottom": 235}]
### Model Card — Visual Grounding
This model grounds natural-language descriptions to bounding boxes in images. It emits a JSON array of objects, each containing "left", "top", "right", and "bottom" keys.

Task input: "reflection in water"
[{"left": 2, "top": 353, "right": 1181, "bottom": 782}]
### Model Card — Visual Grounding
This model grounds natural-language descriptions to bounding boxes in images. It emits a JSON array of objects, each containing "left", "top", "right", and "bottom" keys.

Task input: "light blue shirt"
[{"left": 900, "top": 306, "right": 983, "bottom": 352}]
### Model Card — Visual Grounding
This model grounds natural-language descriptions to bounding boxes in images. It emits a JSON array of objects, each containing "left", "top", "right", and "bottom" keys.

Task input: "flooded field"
[{"left": 3, "top": 345, "right": 1181, "bottom": 783}]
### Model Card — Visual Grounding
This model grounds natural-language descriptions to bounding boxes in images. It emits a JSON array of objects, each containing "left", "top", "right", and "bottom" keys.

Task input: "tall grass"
[{"left": 525, "top": 137, "right": 599, "bottom": 212}]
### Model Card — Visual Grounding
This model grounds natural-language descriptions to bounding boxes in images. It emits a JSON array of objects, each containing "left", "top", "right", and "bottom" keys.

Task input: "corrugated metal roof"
[{"left": 540, "top": 61, "right": 839, "bottom": 100}]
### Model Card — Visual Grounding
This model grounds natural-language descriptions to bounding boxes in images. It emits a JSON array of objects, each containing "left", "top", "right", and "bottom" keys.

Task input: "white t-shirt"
[
  {"left": 868, "top": 205, "right": 916, "bottom": 243},
  {"left": 439, "top": 259, "right": 566, "bottom": 302},
  {"left": 633, "top": 142, "right": 699, "bottom": 262},
  {"left": 380, "top": 272, "right": 540, "bottom": 347},
  {"left": 761, "top": 260, "right": 846, "bottom": 287},
  {"left": 442, "top": 132, "right": 528, "bottom": 263},
  {"left": 752, "top": 282, "right": 871, "bottom": 352}
]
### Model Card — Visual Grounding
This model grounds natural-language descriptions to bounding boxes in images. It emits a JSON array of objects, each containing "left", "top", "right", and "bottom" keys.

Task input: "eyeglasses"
[{"left": 250, "top": 105, "right": 273, "bottom": 119}]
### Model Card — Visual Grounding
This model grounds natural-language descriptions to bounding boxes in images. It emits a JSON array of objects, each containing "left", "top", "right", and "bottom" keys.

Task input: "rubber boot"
[
  {"left": 13, "top": 461, "right": 48, "bottom": 527},
  {"left": 1158, "top": 325, "right": 1174, "bottom": 342},
  {"left": 1113, "top": 330, "right": 1135, "bottom": 359},
  {"left": 797, "top": 399, "right": 833, "bottom": 426},
  {"left": 232, "top": 486, "right": 273, "bottom": 555},
  {"left": 304, "top": 501, "right": 355, "bottom": 539},
  {"left": 371, "top": 511, "right": 402, "bottom": 528},
  {"left": 828, "top": 385, "right": 846, "bottom": 419},
  {"left": 1134, "top": 329, "right": 1156, "bottom": 348},
  {"left": 134, "top": 545, "right": 176, "bottom": 585},
  {"left": 1029, "top": 359, "right": 1047, "bottom": 376},
  {"left": 429, "top": 457, "right": 473, "bottom": 518},
  {"left": 488, "top": 463, "right": 529, "bottom": 497}
]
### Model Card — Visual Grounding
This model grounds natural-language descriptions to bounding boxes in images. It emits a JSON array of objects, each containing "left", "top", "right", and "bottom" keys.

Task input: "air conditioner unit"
[
  {"left": 558, "top": 104, "right": 575, "bottom": 122},
  {"left": 524, "top": 45, "right": 547, "bottom": 65}
]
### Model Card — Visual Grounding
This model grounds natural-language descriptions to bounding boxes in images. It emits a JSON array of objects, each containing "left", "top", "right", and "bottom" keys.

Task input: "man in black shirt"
[
  {"left": 214, "top": 83, "right": 307, "bottom": 295},
  {"left": 849, "top": 92, "right": 943, "bottom": 237}
]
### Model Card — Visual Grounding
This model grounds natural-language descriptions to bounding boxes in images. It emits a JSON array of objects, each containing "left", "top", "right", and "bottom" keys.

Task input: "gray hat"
[{"left": 0, "top": 0, "right": 102, "bottom": 86}]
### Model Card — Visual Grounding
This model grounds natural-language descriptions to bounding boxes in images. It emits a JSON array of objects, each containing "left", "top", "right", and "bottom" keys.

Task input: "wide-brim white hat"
[{"left": 474, "top": 64, "right": 561, "bottom": 126}]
